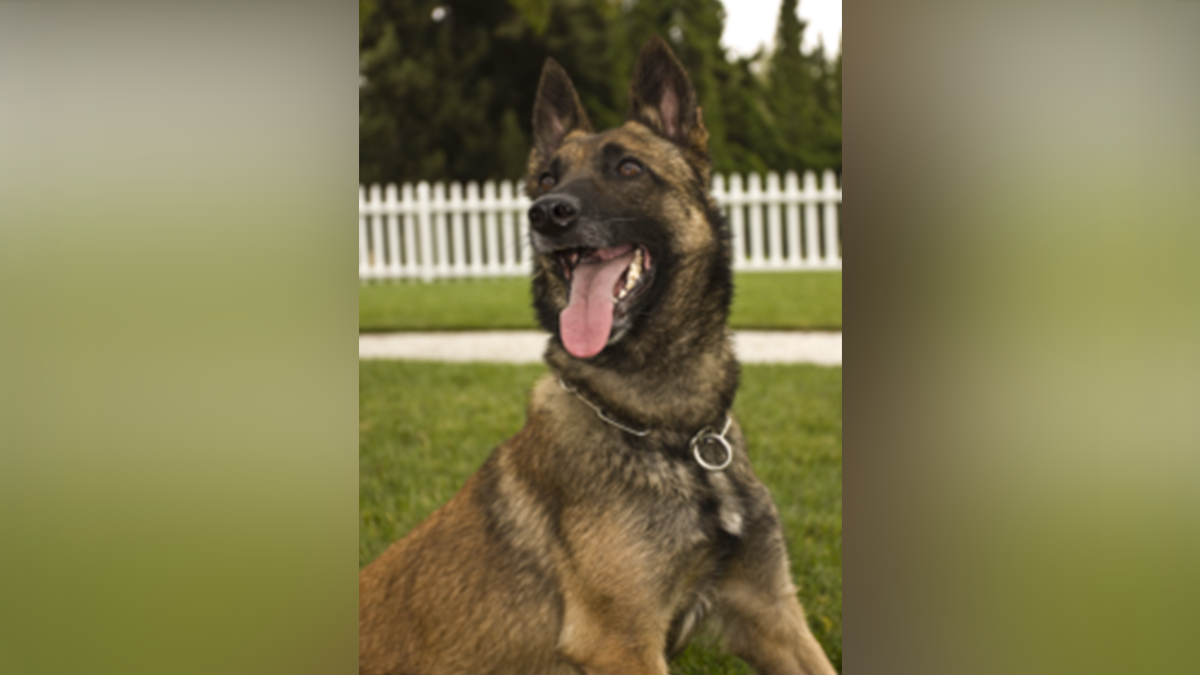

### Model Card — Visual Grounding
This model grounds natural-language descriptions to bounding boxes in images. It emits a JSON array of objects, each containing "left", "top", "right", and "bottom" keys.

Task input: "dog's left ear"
[
  {"left": 627, "top": 35, "right": 707, "bottom": 153},
  {"left": 531, "top": 58, "right": 593, "bottom": 165}
]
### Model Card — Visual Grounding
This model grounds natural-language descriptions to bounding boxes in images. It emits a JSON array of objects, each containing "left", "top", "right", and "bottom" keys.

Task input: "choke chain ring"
[{"left": 690, "top": 416, "right": 734, "bottom": 471}]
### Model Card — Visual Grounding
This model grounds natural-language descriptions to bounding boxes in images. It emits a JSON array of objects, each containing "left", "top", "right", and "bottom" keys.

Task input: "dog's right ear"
[
  {"left": 627, "top": 35, "right": 705, "bottom": 153},
  {"left": 530, "top": 58, "right": 593, "bottom": 165}
]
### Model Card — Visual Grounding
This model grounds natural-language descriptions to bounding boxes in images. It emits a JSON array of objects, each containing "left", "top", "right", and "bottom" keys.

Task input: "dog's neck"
[{"left": 545, "top": 317, "right": 738, "bottom": 434}]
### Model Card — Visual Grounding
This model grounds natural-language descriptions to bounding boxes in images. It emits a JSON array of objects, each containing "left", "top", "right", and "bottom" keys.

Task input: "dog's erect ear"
[
  {"left": 531, "top": 58, "right": 593, "bottom": 163},
  {"left": 627, "top": 35, "right": 705, "bottom": 152}
]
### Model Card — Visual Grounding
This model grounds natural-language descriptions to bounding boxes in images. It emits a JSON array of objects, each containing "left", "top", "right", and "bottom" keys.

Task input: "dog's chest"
[{"left": 604, "top": 442, "right": 748, "bottom": 542}]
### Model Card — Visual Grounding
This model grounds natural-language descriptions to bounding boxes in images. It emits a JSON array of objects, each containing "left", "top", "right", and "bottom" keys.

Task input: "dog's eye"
[
  {"left": 617, "top": 159, "right": 643, "bottom": 178},
  {"left": 538, "top": 173, "right": 556, "bottom": 192}
]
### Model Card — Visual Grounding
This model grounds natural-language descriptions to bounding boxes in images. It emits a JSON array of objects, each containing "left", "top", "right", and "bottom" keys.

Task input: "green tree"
[
  {"left": 767, "top": 0, "right": 813, "bottom": 172},
  {"left": 760, "top": 0, "right": 841, "bottom": 172},
  {"left": 358, "top": 0, "right": 841, "bottom": 185},
  {"left": 717, "top": 56, "right": 776, "bottom": 176},
  {"left": 359, "top": 0, "right": 617, "bottom": 185},
  {"left": 820, "top": 39, "right": 843, "bottom": 171}
]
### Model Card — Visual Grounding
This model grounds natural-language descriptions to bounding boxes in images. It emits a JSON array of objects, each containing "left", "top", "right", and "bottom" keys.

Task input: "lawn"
[
  {"left": 359, "top": 271, "right": 841, "bottom": 332},
  {"left": 359, "top": 360, "right": 842, "bottom": 672}
]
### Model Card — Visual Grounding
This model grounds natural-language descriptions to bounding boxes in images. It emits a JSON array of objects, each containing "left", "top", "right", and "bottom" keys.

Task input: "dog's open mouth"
[{"left": 556, "top": 243, "right": 654, "bottom": 358}]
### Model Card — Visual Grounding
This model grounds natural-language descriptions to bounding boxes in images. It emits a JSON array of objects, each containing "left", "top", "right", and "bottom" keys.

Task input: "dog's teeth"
[{"left": 624, "top": 249, "right": 642, "bottom": 292}]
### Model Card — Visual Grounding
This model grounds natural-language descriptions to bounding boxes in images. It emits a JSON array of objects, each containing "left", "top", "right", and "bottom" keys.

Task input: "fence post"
[
  {"left": 465, "top": 182, "right": 482, "bottom": 276},
  {"left": 728, "top": 173, "right": 744, "bottom": 271},
  {"left": 784, "top": 172, "right": 802, "bottom": 266},
  {"left": 822, "top": 170, "right": 840, "bottom": 267},
  {"left": 747, "top": 173, "right": 765, "bottom": 269},
  {"left": 414, "top": 182, "right": 432, "bottom": 281},
  {"left": 448, "top": 182, "right": 465, "bottom": 276},
  {"left": 368, "top": 184, "right": 384, "bottom": 280},
  {"left": 499, "top": 181, "right": 517, "bottom": 274},
  {"left": 383, "top": 184, "right": 401, "bottom": 280},
  {"left": 765, "top": 172, "right": 783, "bottom": 268},
  {"left": 399, "top": 183, "right": 416, "bottom": 279},
  {"left": 359, "top": 186, "right": 369, "bottom": 280},
  {"left": 802, "top": 171, "right": 821, "bottom": 267},
  {"left": 432, "top": 182, "right": 449, "bottom": 279},
  {"left": 482, "top": 181, "right": 499, "bottom": 275}
]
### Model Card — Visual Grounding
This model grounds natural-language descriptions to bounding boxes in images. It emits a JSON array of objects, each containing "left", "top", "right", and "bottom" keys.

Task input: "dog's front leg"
[
  {"left": 713, "top": 543, "right": 839, "bottom": 675},
  {"left": 556, "top": 585, "right": 671, "bottom": 675},
  {"left": 717, "top": 584, "right": 837, "bottom": 675}
]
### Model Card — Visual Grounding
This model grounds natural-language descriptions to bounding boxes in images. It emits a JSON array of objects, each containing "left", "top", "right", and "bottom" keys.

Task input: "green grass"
[
  {"left": 359, "top": 360, "right": 842, "bottom": 672},
  {"left": 359, "top": 271, "right": 841, "bottom": 332},
  {"left": 359, "top": 277, "right": 538, "bottom": 331},
  {"left": 728, "top": 272, "right": 842, "bottom": 330}
]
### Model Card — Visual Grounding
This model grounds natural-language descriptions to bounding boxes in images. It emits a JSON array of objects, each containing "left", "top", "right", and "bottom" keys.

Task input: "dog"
[{"left": 359, "top": 36, "right": 839, "bottom": 675}]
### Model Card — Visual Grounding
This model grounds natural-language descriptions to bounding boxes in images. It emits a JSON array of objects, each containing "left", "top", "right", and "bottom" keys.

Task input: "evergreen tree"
[
  {"left": 812, "top": 38, "right": 842, "bottom": 171},
  {"left": 358, "top": 0, "right": 841, "bottom": 184},
  {"left": 359, "top": 0, "right": 619, "bottom": 185},
  {"left": 766, "top": 0, "right": 815, "bottom": 172},
  {"left": 359, "top": 0, "right": 513, "bottom": 183},
  {"left": 718, "top": 56, "right": 775, "bottom": 176}
]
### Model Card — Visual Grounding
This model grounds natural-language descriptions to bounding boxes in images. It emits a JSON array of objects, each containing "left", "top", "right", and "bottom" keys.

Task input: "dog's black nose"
[{"left": 528, "top": 195, "right": 580, "bottom": 233}]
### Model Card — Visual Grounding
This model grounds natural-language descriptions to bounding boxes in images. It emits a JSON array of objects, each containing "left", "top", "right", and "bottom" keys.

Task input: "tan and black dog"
[{"left": 359, "top": 36, "right": 838, "bottom": 675}]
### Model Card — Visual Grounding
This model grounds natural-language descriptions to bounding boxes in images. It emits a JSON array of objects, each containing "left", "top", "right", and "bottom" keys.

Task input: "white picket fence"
[{"left": 359, "top": 170, "right": 841, "bottom": 281}]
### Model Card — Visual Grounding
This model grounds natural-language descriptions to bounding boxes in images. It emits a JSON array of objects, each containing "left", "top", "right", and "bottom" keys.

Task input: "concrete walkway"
[{"left": 359, "top": 331, "right": 841, "bottom": 365}]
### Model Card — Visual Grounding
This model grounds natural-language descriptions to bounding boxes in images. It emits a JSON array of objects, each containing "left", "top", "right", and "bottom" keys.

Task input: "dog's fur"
[{"left": 359, "top": 36, "right": 838, "bottom": 675}]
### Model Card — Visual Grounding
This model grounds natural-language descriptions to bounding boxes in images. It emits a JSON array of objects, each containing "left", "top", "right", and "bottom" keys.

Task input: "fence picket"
[
  {"left": 784, "top": 172, "right": 802, "bottom": 264},
  {"left": 384, "top": 184, "right": 401, "bottom": 279},
  {"left": 728, "top": 173, "right": 745, "bottom": 266},
  {"left": 432, "top": 182, "right": 449, "bottom": 277},
  {"left": 415, "top": 182, "right": 433, "bottom": 281},
  {"left": 483, "top": 181, "right": 499, "bottom": 276},
  {"left": 765, "top": 172, "right": 783, "bottom": 268},
  {"left": 747, "top": 173, "right": 765, "bottom": 269},
  {"left": 359, "top": 187, "right": 369, "bottom": 278},
  {"left": 401, "top": 183, "right": 418, "bottom": 279},
  {"left": 802, "top": 171, "right": 821, "bottom": 267},
  {"left": 360, "top": 170, "right": 840, "bottom": 281},
  {"left": 465, "top": 182, "right": 482, "bottom": 276},
  {"left": 499, "top": 181, "right": 517, "bottom": 273},
  {"left": 368, "top": 185, "right": 384, "bottom": 280},
  {"left": 822, "top": 170, "right": 841, "bottom": 267},
  {"left": 449, "top": 182, "right": 465, "bottom": 273}
]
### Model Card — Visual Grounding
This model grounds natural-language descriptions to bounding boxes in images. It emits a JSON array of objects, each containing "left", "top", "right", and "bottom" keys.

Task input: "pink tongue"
[{"left": 560, "top": 248, "right": 635, "bottom": 358}]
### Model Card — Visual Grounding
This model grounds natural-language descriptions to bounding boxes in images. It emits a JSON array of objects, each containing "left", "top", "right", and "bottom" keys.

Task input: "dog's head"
[{"left": 526, "top": 36, "right": 731, "bottom": 364}]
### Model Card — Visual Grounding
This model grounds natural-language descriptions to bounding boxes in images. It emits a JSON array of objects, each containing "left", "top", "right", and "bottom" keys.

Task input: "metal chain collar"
[
  {"left": 558, "top": 377, "right": 733, "bottom": 471},
  {"left": 689, "top": 416, "right": 734, "bottom": 471}
]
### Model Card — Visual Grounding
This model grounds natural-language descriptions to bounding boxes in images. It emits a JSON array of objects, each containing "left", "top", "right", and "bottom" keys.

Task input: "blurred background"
[
  {"left": 5, "top": 3, "right": 1200, "bottom": 674},
  {"left": 358, "top": 0, "right": 841, "bottom": 185}
]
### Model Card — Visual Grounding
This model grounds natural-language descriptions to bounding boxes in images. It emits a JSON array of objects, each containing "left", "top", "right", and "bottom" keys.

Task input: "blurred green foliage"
[{"left": 359, "top": 0, "right": 842, "bottom": 185}]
